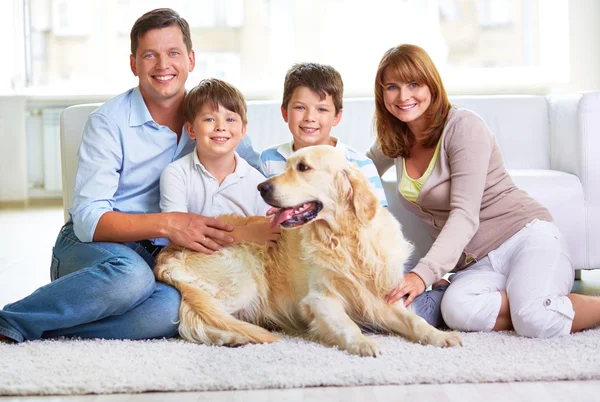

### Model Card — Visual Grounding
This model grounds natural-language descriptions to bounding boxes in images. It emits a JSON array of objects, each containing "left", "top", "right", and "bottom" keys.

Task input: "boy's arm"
[
  {"left": 226, "top": 170, "right": 281, "bottom": 247},
  {"left": 259, "top": 147, "right": 288, "bottom": 178},
  {"left": 229, "top": 219, "right": 281, "bottom": 248},
  {"left": 259, "top": 151, "right": 270, "bottom": 177},
  {"left": 361, "top": 160, "right": 389, "bottom": 207}
]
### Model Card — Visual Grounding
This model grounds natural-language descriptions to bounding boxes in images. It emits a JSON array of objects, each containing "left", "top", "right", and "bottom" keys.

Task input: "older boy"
[
  {"left": 259, "top": 62, "right": 448, "bottom": 328},
  {"left": 160, "top": 78, "right": 279, "bottom": 248},
  {"left": 259, "top": 62, "right": 387, "bottom": 206}
]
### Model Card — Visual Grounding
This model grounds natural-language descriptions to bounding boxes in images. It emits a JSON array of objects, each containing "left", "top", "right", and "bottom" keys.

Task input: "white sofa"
[{"left": 60, "top": 92, "right": 600, "bottom": 271}]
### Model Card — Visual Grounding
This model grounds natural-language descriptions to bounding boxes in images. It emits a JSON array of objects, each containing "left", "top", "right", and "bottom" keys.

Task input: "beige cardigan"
[{"left": 367, "top": 106, "right": 552, "bottom": 287}]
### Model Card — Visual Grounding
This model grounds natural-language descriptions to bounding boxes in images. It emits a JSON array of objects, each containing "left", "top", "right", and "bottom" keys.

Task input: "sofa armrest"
[{"left": 548, "top": 91, "right": 600, "bottom": 268}]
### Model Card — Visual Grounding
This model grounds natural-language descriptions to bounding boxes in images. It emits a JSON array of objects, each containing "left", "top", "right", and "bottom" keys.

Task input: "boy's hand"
[
  {"left": 165, "top": 212, "right": 235, "bottom": 255},
  {"left": 231, "top": 221, "right": 282, "bottom": 247}
]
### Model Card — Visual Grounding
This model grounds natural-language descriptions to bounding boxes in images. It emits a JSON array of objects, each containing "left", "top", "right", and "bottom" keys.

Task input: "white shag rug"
[{"left": 1, "top": 329, "right": 600, "bottom": 396}]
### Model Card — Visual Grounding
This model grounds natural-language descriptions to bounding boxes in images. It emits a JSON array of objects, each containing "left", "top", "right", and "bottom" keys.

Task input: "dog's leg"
[
  {"left": 301, "top": 292, "right": 379, "bottom": 357},
  {"left": 381, "top": 303, "right": 462, "bottom": 347},
  {"left": 176, "top": 281, "right": 280, "bottom": 345}
]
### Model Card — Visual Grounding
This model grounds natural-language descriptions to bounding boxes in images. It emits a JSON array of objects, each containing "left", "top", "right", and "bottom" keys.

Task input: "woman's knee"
[
  {"left": 441, "top": 285, "right": 500, "bottom": 332},
  {"left": 511, "top": 295, "right": 573, "bottom": 338}
]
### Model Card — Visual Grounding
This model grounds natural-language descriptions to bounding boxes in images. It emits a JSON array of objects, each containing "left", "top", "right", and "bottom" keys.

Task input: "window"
[{"left": 11, "top": 0, "right": 569, "bottom": 98}]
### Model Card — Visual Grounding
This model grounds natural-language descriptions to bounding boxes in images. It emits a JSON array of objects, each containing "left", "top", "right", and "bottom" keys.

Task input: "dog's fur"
[{"left": 154, "top": 145, "right": 462, "bottom": 356}]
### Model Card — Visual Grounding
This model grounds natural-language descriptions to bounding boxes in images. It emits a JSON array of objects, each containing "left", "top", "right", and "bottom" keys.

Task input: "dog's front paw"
[
  {"left": 427, "top": 330, "right": 463, "bottom": 348},
  {"left": 347, "top": 336, "right": 379, "bottom": 357},
  {"left": 210, "top": 332, "right": 252, "bottom": 347}
]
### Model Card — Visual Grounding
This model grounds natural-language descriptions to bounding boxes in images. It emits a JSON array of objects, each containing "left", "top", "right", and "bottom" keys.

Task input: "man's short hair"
[{"left": 130, "top": 8, "right": 192, "bottom": 56}]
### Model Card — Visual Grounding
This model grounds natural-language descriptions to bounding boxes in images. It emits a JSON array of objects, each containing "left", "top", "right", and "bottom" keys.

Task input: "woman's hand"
[{"left": 385, "top": 272, "right": 426, "bottom": 306}]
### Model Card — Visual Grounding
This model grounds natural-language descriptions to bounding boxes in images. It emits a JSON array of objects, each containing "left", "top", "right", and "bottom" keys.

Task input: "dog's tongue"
[{"left": 270, "top": 208, "right": 295, "bottom": 228}]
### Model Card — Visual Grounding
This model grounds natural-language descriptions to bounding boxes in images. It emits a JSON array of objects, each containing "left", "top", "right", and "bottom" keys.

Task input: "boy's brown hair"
[
  {"left": 130, "top": 8, "right": 193, "bottom": 56},
  {"left": 374, "top": 44, "right": 451, "bottom": 158},
  {"left": 282, "top": 63, "right": 344, "bottom": 114},
  {"left": 183, "top": 78, "right": 248, "bottom": 125}
]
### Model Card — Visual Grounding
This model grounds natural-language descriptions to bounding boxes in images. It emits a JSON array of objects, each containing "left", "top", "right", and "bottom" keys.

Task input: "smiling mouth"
[
  {"left": 154, "top": 75, "right": 175, "bottom": 82},
  {"left": 210, "top": 137, "right": 230, "bottom": 142},
  {"left": 396, "top": 104, "right": 416, "bottom": 111},
  {"left": 269, "top": 201, "right": 323, "bottom": 228},
  {"left": 300, "top": 127, "right": 319, "bottom": 134}
]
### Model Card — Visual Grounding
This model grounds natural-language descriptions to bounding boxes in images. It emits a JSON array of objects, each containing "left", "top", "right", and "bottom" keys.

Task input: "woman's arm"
[{"left": 411, "top": 114, "right": 494, "bottom": 287}]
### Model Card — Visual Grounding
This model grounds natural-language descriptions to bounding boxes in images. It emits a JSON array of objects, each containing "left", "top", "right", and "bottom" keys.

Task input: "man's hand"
[
  {"left": 231, "top": 221, "right": 281, "bottom": 247},
  {"left": 165, "top": 212, "right": 235, "bottom": 255},
  {"left": 385, "top": 272, "right": 426, "bottom": 307}
]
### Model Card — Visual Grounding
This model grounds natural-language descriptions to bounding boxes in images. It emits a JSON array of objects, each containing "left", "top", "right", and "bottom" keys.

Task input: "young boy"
[
  {"left": 259, "top": 62, "right": 387, "bottom": 207},
  {"left": 160, "top": 78, "right": 279, "bottom": 250},
  {"left": 260, "top": 63, "right": 448, "bottom": 328}
]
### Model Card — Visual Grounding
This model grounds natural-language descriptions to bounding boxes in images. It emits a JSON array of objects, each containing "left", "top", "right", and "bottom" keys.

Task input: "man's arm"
[
  {"left": 94, "top": 211, "right": 234, "bottom": 254},
  {"left": 72, "top": 112, "right": 234, "bottom": 254},
  {"left": 70, "top": 113, "right": 123, "bottom": 243},
  {"left": 236, "top": 135, "right": 261, "bottom": 171}
]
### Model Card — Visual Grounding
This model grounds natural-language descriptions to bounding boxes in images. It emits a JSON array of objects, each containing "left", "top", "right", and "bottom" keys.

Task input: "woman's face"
[{"left": 381, "top": 67, "right": 432, "bottom": 133}]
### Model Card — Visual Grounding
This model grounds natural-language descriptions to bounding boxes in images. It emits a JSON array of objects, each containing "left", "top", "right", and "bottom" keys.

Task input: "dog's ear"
[{"left": 336, "top": 166, "right": 379, "bottom": 224}]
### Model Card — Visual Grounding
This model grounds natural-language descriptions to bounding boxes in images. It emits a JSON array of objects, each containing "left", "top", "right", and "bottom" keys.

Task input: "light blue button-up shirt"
[{"left": 70, "top": 87, "right": 260, "bottom": 244}]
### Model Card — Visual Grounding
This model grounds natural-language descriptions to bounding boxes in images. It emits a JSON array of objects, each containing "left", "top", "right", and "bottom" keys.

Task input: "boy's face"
[
  {"left": 281, "top": 86, "right": 342, "bottom": 150},
  {"left": 186, "top": 103, "right": 247, "bottom": 161},
  {"left": 130, "top": 26, "right": 195, "bottom": 106}
]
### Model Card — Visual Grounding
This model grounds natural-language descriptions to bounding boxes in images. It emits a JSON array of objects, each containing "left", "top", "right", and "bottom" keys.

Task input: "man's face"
[{"left": 130, "top": 26, "right": 195, "bottom": 106}]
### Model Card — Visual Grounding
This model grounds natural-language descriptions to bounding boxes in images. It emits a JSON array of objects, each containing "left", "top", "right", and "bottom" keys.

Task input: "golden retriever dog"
[{"left": 154, "top": 145, "right": 462, "bottom": 356}]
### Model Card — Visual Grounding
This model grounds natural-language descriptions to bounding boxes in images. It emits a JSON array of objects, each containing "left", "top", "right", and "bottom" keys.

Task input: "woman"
[{"left": 367, "top": 44, "right": 600, "bottom": 337}]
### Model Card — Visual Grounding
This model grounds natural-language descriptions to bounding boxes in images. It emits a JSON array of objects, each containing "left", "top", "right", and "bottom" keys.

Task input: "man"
[{"left": 0, "top": 8, "right": 266, "bottom": 343}]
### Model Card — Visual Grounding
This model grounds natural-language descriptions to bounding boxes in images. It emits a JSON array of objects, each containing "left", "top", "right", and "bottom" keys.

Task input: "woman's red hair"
[{"left": 374, "top": 44, "right": 451, "bottom": 158}]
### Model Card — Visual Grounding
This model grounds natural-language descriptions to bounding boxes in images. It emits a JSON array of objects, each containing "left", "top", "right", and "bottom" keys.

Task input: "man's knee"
[
  {"left": 145, "top": 283, "right": 181, "bottom": 339},
  {"left": 79, "top": 249, "right": 157, "bottom": 314},
  {"left": 511, "top": 296, "right": 573, "bottom": 338}
]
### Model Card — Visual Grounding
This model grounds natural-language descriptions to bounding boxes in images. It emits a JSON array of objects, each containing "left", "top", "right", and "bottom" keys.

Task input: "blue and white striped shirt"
[{"left": 259, "top": 139, "right": 388, "bottom": 207}]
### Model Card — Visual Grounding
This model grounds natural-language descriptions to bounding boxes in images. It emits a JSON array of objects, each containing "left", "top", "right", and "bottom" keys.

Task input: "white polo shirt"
[{"left": 159, "top": 150, "right": 270, "bottom": 217}]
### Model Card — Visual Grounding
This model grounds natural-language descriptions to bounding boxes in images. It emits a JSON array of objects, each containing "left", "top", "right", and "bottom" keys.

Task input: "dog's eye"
[{"left": 297, "top": 162, "right": 310, "bottom": 172}]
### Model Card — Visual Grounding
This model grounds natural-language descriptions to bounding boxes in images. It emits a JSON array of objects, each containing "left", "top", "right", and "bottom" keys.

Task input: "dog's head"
[{"left": 258, "top": 145, "right": 380, "bottom": 229}]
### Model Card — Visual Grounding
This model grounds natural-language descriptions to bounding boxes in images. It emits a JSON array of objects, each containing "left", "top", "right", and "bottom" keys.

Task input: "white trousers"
[{"left": 441, "top": 219, "right": 575, "bottom": 338}]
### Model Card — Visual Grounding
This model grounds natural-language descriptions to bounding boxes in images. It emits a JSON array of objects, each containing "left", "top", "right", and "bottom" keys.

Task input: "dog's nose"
[{"left": 258, "top": 181, "right": 272, "bottom": 198}]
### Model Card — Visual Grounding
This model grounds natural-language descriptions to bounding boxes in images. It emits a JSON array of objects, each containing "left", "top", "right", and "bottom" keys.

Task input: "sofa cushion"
[{"left": 510, "top": 169, "right": 586, "bottom": 270}]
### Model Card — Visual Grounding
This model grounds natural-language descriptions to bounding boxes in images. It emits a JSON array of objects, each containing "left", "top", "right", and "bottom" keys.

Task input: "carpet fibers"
[{"left": 1, "top": 329, "right": 599, "bottom": 396}]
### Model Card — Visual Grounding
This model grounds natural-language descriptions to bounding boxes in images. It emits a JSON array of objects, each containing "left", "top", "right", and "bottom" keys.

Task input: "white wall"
[
  {"left": 0, "top": 0, "right": 598, "bottom": 203},
  {"left": 0, "top": 97, "right": 28, "bottom": 202},
  {"left": 550, "top": 0, "right": 600, "bottom": 93}
]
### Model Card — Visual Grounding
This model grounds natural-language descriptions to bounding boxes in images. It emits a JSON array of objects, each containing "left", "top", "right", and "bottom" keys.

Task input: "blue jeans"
[
  {"left": 0, "top": 222, "right": 180, "bottom": 343},
  {"left": 411, "top": 286, "right": 448, "bottom": 329}
]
